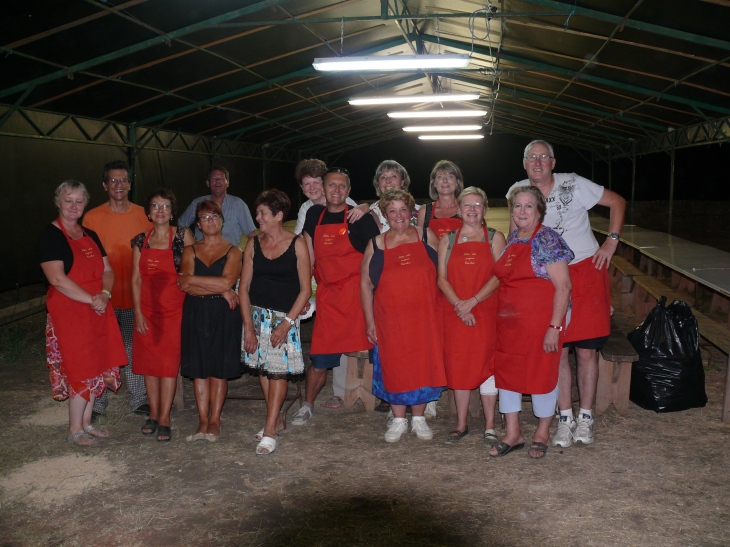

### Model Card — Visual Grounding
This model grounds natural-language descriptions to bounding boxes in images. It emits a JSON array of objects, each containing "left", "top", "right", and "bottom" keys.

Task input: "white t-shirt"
[
  {"left": 294, "top": 197, "right": 358, "bottom": 234},
  {"left": 506, "top": 173, "right": 604, "bottom": 263}
]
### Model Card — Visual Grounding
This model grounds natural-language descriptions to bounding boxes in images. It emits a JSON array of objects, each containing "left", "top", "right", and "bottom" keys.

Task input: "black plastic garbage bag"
[{"left": 627, "top": 296, "right": 707, "bottom": 413}]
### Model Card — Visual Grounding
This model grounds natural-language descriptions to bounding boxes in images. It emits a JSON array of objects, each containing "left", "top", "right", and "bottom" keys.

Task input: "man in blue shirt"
[{"left": 178, "top": 166, "right": 256, "bottom": 246}]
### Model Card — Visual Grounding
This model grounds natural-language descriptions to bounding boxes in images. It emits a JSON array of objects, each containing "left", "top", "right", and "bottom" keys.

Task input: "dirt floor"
[{"left": 0, "top": 285, "right": 729, "bottom": 547}]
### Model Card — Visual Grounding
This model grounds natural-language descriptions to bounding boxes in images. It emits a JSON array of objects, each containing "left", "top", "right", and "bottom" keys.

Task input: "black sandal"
[
  {"left": 141, "top": 419, "right": 158, "bottom": 436},
  {"left": 529, "top": 442, "right": 548, "bottom": 459},
  {"left": 444, "top": 427, "right": 469, "bottom": 444},
  {"left": 489, "top": 441, "right": 525, "bottom": 457},
  {"left": 157, "top": 426, "right": 172, "bottom": 443}
]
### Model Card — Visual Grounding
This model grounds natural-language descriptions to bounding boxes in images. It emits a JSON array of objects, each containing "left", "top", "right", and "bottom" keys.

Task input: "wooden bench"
[
  {"left": 632, "top": 275, "right": 730, "bottom": 422},
  {"left": 596, "top": 329, "right": 639, "bottom": 416},
  {"left": 343, "top": 350, "right": 376, "bottom": 412},
  {"left": 609, "top": 256, "right": 643, "bottom": 311},
  {"left": 0, "top": 296, "right": 46, "bottom": 326}
]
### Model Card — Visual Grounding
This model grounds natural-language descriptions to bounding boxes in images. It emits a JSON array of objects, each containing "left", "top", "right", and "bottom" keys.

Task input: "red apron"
[
  {"left": 311, "top": 206, "right": 372, "bottom": 354},
  {"left": 132, "top": 228, "right": 185, "bottom": 377},
  {"left": 443, "top": 226, "right": 496, "bottom": 389},
  {"left": 374, "top": 229, "right": 446, "bottom": 392},
  {"left": 428, "top": 202, "right": 462, "bottom": 240},
  {"left": 493, "top": 225, "right": 564, "bottom": 394},
  {"left": 562, "top": 258, "right": 611, "bottom": 343},
  {"left": 46, "top": 221, "right": 127, "bottom": 384}
]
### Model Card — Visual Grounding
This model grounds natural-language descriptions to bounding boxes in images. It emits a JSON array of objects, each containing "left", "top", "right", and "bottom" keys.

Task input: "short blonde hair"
[
  {"left": 458, "top": 186, "right": 488, "bottom": 207},
  {"left": 428, "top": 160, "right": 464, "bottom": 200},
  {"left": 54, "top": 180, "right": 90, "bottom": 209},
  {"left": 508, "top": 185, "right": 546, "bottom": 222},
  {"left": 378, "top": 189, "right": 415, "bottom": 215}
]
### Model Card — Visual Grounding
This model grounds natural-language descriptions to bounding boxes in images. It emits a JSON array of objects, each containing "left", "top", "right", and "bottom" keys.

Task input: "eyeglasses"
[
  {"left": 461, "top": 202, "right": 483, "bottom": 209},
  {"left": 107, "top": 178, "right": 130, "bottom": 185},
  {"left": 525, "top": 154, "right": 553, "bottom": 162},
  {"left": 199, "top": 214, "right": 222, "bottom": 221},
  {"left": 150, "top": 203, "right": 172, "bottom": 211},
  {"left": 325, "top": 167, "right": 350, "bottom": 177},
  {"left": 208, "top": 177, "right": 227, "bottom": 183}
]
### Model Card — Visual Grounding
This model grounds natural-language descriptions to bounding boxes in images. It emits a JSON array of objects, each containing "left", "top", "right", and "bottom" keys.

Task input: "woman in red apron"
[
  {"left": 437, "top": 187, "right": 507, "bottom": 445},
  {"left": 417, "top": 160, "right": 464, "bottom": 239},
  {"left": 362, "top": 189, "right": 446, "bottom": 443},
  {"left": 39, "top": 181, "right": 126, "bottom": 447},
  {"left": 490, "top": 186, "right": 573, "bottom": 459},
  {"left": 131, "top": 189, "right": 194, "bottom": 442}
]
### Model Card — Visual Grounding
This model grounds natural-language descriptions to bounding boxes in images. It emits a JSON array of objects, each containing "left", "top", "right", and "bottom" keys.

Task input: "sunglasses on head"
[{"left": 325, "top": 167, "right": 349, "bottom": 177}]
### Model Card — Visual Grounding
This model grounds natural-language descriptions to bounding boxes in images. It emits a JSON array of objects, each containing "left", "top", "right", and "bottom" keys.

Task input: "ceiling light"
[
  {"left": 403, "top": 125, "right": 482, "bottom": 132},
  {"left": 349, "top": 93, "right": 479, "bottom": 106},
  {"left": 388, "top": 109, "right": 487, "bottom": 118},
  {"left": 419, "top": 134, "right": 484, "bottom": 140},
  {"left": 314, "top": 54, "right": 470, "bottom": 72}
]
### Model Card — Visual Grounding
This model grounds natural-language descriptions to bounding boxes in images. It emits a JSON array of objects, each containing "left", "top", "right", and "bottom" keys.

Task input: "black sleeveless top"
[{"left": 249, "top": 235, "right": 301, "bottom": 313}]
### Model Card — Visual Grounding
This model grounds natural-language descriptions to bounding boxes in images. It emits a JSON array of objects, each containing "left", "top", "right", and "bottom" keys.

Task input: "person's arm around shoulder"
[
  {"left": 239, "top": 237, "right": 258, "bottom": 354},
  {"left": 360, "top": 237, "right": 379, "bottom": 345},
  {"left": 593, "top": 188, "right": 626, "bottom": 269},
  {"left": 269, "top": 237, "right": 312, "bottom": 349},
  {"left": 182, "top": 227, "right": 195, "bottom": 247}
]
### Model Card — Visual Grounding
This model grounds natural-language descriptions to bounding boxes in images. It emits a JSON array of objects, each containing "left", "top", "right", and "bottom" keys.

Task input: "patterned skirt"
[
  {"left": 45, "top": 314, "right": 121, "bottom": 402},
  {"left": 242, "top": 306, "right": 305, "bottom": 379}
]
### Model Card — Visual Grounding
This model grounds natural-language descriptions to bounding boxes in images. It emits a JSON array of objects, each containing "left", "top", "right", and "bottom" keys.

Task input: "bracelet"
[
  {"left": 101, "top": 289, "right": 112, "bottom": 298},
  {"left": 472, "top": 296, "right": 479, "bottom": 305},
  {"left": 548, "top": 324, "right": 563, "bottom": 332}
]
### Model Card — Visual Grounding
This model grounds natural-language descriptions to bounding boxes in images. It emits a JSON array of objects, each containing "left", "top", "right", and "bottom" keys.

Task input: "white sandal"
[
  {"left": 256, "top": 436, "right": 278, "bottom": 456},
  {"left": 253, "top": 428, "right": 283, "bottom": 442}
]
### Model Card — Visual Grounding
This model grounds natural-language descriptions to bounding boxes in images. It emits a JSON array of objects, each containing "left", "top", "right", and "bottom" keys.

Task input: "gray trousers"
[{"left": 93, "top": 308, "right": 148, "bottom": 413}]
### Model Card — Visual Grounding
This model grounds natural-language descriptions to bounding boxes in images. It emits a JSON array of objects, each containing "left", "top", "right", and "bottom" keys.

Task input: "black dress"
[{"left": 180, "top": 247, "right": 243, "bottom": 379}]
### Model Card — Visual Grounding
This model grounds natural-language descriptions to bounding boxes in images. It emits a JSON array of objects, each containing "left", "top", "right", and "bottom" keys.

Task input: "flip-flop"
[
  {"left": 444, "top": 427, "right": 469, "bottom": 444},
  {"left": 319, "top": 396, "right": 344, "bottom": 409},
  {"left": 185, "top": 432, "right": 207, "bottom": 442},
  {"left": 157, "top": 426, "right": 172, "bottom": 443},
  {"left": 66, "top": 430, "right": 99, "bottom": 447},
  {"left": 256, "top": 436, "right": 278, "bottom": 456},
  {"left": 253, "top": 428, "right": 284, "bottom": 442},
  {"left": 529, "top": 442, "right": 548, "bottom": 459},
  {"left": 483, "top": 429, "right": 499, "bottom": 448},
  {"left": 489, "top": 441, "right": 525, "bottom": 458},
  {"left": 141, "top": 419, "right": 158, "bottom": 436}
]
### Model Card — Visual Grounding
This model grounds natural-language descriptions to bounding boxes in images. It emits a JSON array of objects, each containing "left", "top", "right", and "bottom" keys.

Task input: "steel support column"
[
  {"left": 668, "top": 145, "right": 676, "bottom": 234},
  {"left": 630, "top": 143, "right": 636, "bottom": 223}
]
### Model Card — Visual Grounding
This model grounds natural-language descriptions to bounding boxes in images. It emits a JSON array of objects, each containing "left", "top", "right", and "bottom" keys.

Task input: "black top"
[
  {"left": 38, "top": 223, "right": 107, "bottom": 274},
  {"left": 302, "top": 204, "right": 380, "bottom": 254},
  {"left": 131, "top": 225, "right": 188, "bottom": 273},
  {"left": 249, "top": 235, "right": 301, "bottom": 313},
  {"left": 422, "top": 202, "right": 459, "bottom": 232},
  {"left": 368, "top": 233, "right": 438, "bottom": 289}
]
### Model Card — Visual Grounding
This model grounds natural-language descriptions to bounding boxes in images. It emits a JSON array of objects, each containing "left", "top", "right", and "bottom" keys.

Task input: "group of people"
[{"left": 40, "top": 139, "right": 626, "bottom": 460}]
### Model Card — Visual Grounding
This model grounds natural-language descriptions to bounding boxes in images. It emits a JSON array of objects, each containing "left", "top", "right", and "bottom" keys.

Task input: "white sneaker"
[
  {"left": 410, "top": 416, "right": 433, "bottom": 440},
  {"left": 386, "top": 409, "right": 394, "bottom": 428},
  {"left": 384, "top": 418, "right": 408, "bottom": 442},
  {"left": 424, "top": 400, "right": 438, "bottom": 418},
  {"left": 291, "top": 402, "right": 313, "bottom": 425},
  {"left": 574, "top": 414, "right": 595, "bottom": 445},
  {"left": 552, "top": 416, "right": 576, "bottom": 447}
]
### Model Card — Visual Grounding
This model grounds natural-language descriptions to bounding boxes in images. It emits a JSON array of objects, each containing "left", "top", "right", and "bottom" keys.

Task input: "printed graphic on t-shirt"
[{"left": 547, "top": 176, "right": 576, "bottom": 236}]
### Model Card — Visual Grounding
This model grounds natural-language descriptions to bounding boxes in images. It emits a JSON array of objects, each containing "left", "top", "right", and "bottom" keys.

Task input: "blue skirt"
[{"left": 371, "top": 345, "right": 444, "bottom": 406}]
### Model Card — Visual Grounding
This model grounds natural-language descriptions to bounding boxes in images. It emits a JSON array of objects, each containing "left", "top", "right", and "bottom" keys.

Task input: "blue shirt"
[{"left": 178, "top": 194, "right": 256, "bottom": 246}]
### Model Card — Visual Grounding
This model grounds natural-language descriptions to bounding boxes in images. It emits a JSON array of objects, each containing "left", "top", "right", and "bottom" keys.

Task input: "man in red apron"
[
  {"left": 294, "top": 168, "right": 380, "bottom": 425},
  {"left": 506, "top": 140, "right": 626, "bottom": 447}
]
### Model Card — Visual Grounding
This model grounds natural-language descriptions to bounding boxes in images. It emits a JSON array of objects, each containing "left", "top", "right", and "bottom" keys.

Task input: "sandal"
[
  {"left": 66, "top": 430, "right": 98, "bottom": 447},
  {"left": 483, "top": 429, "right": 499, "bottom": 448},
  {"left": 444, "top": 427, "right": 469, "bottom": 444},
  {"left": 157, "top": 426, "right": 172, "bottom": 443},
  {"left": 253, "top": 428, "right": 283, "bottom": 442},
  {"left": 141, "top": 419, "right": 158, "bottom": 436},
  {"left": 529, "top": 442, "right": 548, "bottom": 459},
  {"left": 256, "top": 436, "right": 278, "bottom": 456},
  {"left": 185, "top": 432, "right": 207, "bottom": 442},
  {"left": 319, "top": 396, "right": 344, "bottom": 409},
  {"left": 83, "top": 424, "right": 109, "bottom": 438},
  {"left": 489, "top": 441, "right": 525, "bottom": 458}
]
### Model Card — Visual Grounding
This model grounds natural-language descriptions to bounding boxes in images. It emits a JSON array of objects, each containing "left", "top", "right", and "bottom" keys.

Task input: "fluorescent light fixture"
[
  {"left": 403, "top": 125, "right": 482, "bottom": 132},
  {"left": 388, "top": 109, "right": 487, "bottom": 118},
  {"left": 314, "top": 54, "right": 470, "bottom": 72},
  {"left": 349, "top": 93, "right": 478, "bottom": 106},
  {"left": 419, "top": 134, "right": 484, "bottom": 140}
]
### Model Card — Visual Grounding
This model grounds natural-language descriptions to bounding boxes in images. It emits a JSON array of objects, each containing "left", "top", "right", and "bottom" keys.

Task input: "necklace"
[{"left": 461, "top": 236, "right": 468, "bottom": 242}]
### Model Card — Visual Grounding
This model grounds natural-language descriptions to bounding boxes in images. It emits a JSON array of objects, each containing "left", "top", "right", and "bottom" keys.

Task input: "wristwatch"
[
  {"left": 608, "top": 232, "right": 620, "bottom": 240},
  {"left": 101, "top": 289, "right": 112, "bottom": 298},
  {"left": 284, "top": 316, "right": 295, "bottom": 326}
]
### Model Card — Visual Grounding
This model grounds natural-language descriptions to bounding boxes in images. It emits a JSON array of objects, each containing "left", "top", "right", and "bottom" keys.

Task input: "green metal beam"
[
  {"left": 309, "top": 129, "right": 404, "bottom": 158},
  {"left": 492, "top": 115, "right": 601, "bottom": 150},
  {"left": 0, "top": 85, "right": 34, "bottom": 130},
  {"left": 0, "top": 0, "right": 295, "bottom": 100},
  {"left": 421, "top": 35, "right": 730, "bottom": 116},
  {"left": 269, "top": 112, "right": 388, "bottom": 147},
  {"left": 520, "top": 0, "right": 730, "bottom": 53},
  {"left": 301, "top": 123, "right": 401, "bottom": 153}
]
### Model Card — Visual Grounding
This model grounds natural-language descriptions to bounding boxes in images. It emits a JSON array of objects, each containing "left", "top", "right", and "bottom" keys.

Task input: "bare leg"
[
  {"left": 304, "top": 367, "right": 328, "bottom": 406},
  {"left": 193, "top": 378, "right": 210, "bottom": 435},
  {"left": 263, "top": 379, "right": 288, "bottom": 438},
  {"left": 68, "top": 394, "right": 97, "bottom": 446},
  {"left": 557, "top": 347, "right": 573, "bottom": 412},
  {"left": 529, "top": 416, "right": 554, "bottom": 458},
  {"left": 145, "top": 375, "right": 161, "bottom": 422},
  {"left": 489, "top": 411, "right": 523, "bottom": 456},
  {"left": 207, "top": 378, "right": 227, "bottom": 437},
  {"left": 259, "top": 376, "right": 285, "bottom": 431},
  {"left": 452, "top": 390, "right": 470, "bottom": 433},
  {"left": 575, "top": 348, "right": 599, "bottom": 410},
  {"left": 411, "top": 403, "right": 426, "bottom": 417},
  {"left": 391, "top": 404, "right": 407, "bottom": 419},
  {"left": 481, "top": 394, "right": 497, "bottom": 431},
  {"left": 158, "top": 377, "right": 177, "bottom": 427}
]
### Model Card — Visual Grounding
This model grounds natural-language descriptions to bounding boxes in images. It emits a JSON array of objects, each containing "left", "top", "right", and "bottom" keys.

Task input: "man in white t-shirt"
[{"left": 506, "top": 140, "right": 626, "bottom": 448}]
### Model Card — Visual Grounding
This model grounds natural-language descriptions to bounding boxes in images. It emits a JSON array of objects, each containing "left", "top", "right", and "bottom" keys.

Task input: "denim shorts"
[{"left": 310, "top": 353, "right": 342, "bottom": 369}]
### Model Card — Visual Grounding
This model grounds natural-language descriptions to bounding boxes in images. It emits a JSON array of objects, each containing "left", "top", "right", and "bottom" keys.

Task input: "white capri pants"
[
  {"left": 498, "top": 380, "right": 559, "bottom": 418},
  {"left": 479, "top": 375, "right": 497, "bottom": 396}
]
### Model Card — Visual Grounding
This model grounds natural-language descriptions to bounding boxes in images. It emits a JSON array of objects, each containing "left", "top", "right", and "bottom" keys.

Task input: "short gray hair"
[
  {"left": 372, "top": 160, "right": 411, "bottom": 196},
  {"left": 508, "top": 185, "right": 546, "bottom": 222},
  {"left": 54, "top": 180, "right": 90, "bottom": 209},
  {"left": 524, "top": 140, "right": 555, "bottom": 159}
]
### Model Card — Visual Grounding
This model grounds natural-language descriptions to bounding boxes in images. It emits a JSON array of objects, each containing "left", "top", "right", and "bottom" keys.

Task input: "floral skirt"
[
  {"left": 242, "top": 306, "right": 305, "bottom": 379},
  {"left": 45, "top": 314, "right": 121, "bottom": 402}
]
